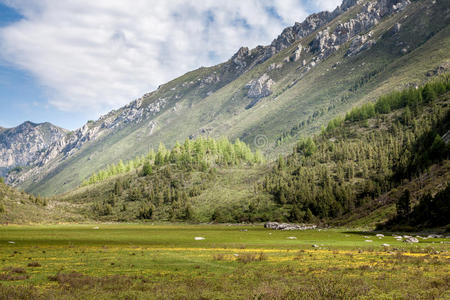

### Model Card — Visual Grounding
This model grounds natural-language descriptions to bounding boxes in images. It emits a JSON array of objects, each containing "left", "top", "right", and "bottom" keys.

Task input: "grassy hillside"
[
  {"left": 53, "top": 75, "right": 449, "bottom": 229},
  {"left": 59, "top": 138, "right": 272, "bottom": 223},
  {"left": 0, "top": 178, "right": 85, "bottom": 224},
  {"left": 18, "top": 0, "right": 450, "bottom": 196}
]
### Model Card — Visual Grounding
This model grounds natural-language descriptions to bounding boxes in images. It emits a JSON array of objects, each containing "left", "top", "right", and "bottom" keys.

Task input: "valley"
[
  {"left": 0, "top": 0, "right": 449, "bottom": 298},
  {"left": 0, "top": 224, "right": 449, "bottom": 299}
]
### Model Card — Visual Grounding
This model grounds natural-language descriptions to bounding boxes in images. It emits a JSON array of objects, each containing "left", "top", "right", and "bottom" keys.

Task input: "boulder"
[
  {"left": 264, "top": 222, "right": 317, "bottom": 231},
  {"left": 403, "top": 237, "right": 419, "bottom": 243}
]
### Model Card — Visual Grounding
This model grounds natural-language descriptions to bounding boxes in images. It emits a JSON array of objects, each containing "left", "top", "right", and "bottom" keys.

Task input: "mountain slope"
[
  {"left": 0, "top": 121, "right": 67, "bottom": 177},
  {"left": 9, "top": 0, "right": 450, "bottom": 196},
  {"left": 0, "top": 178, "right": 84, "bottom": 224},
  {"left": 54, "top": 75, "right": 449, "bottom": 226},
  {"left": 262, "top": 75, "right": 450, "bottom": 226}
]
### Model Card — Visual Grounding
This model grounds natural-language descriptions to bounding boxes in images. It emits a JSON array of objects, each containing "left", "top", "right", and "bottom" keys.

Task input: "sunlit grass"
[{"left": 0, "top": 224, "right": 448, "bottom": 299}]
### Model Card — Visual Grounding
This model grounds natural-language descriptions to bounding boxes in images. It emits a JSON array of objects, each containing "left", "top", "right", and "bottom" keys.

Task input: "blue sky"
[{"left": 0, "top": 0, "right": 341, "bottom": 130}]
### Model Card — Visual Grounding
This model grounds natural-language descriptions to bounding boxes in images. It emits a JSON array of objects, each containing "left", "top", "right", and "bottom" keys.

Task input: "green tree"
[
  {"left": 296, "top": 137, "right": 317, "bottom": 157},
  {"left": 305, "top": 208, "right": 314, "bottom": 222},
  {"left": 142, "top": 160, "right": 153, "bottom": 176},
  {"left": 422, "top": 84, "right": 437, "bottom": 102},
  {"left": 137, "top": 202, "right": 154, "bottom": 219},
  {"left": 396, "top": 190, "right": 411, "bottom": 219},
  {"left": 114, "top": 180, "right": 123, "bottom": 195}
]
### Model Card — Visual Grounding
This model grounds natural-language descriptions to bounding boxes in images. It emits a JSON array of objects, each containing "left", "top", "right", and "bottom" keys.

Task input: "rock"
[
  {"left": 376, "top": 234, "right": 384, "bottom": 237},
  {"left": 312, "top": 244, "right": 319, "bottom": 248},
  {"left": 365, "top": 240, "right": 373, "bottom": 242},
  {"left": 442, "top": 130, "right": 450, "bottom": 144},
  {"left": 194, "top": 237, "right": 205, "bottom": 241},
  {"left": 426, "top": 61, "right": 450, "bottom": 77},
  {"left": 92, "top": 226, "right": 99, "bottom": 230},
  {"left": 289, "top": 44, "right": 303, "bottom": 62},
  {"left": 264, "top": 222, "right": 317, "bottom": 231},
  {"left": 382, "top": 243, "right": 390, "bottom": 247},
  {"left": 403, "top": 237, "right": 419, "bottom": 243},
  {"left": 247, "top": 74, "right": 274, "bottom": 99},
  {"left": 346, "top": 33, "right": 376, "bottom": 57},
  {"left": 267, "top": 63, "right": 283, "bottom": 71},
  {"left": 427, "top": 234, "right": 443, "bottom": 239},
  {"left": 231, "top": 47, "right": 249, "bottom": 70},
  {"left": 310, "top": 0, "right": 410, "bottom": 60},
  {"left": 393, "top": 22, "right": 401, "bottom": 34},
  {"left": 287, "top": 237, "right": 297, "bottom": 240}
]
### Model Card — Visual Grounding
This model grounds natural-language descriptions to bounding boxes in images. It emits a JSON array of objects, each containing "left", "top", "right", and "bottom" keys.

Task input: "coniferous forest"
[
  {"left": 58, "top": 74, "right": 450, "bottom": 227},
  {"left": 263, "top": 75, "right": 450, "bottom": 225}
]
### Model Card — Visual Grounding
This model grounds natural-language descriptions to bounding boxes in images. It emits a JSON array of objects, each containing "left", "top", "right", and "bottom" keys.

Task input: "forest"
[
  {"left": 262, "top": 74, "right": 450, "bottom": 223},
  {"left": 64, "top": 75, "right": 450, "bottom": 225}
]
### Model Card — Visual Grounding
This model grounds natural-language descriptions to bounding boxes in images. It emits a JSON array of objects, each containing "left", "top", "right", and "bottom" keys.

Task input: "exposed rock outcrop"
[
  {"left": 346, "top": 32, "right": 376, "bottom": 56},
  {"left": 221, "top": 0, "right": 355, "bottom": 77},
  {"left": 310, "top": 0, "right": 411, "bottom": 60},
  {"left": 247, "top": 74, "right": 274, "bottom": 99},
  {"left": 246, "top": 74, "right": 274, "bottom": 109}
]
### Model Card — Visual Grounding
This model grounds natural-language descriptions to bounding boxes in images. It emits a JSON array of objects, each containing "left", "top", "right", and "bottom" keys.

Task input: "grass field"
[{"left": 0, "top": 224, "right": 449, "bottom": 299}]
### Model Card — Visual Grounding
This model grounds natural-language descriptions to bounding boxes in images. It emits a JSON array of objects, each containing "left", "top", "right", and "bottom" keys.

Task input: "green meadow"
[{"left": 0, "top": 224, "right": 448, "bottom": 299}]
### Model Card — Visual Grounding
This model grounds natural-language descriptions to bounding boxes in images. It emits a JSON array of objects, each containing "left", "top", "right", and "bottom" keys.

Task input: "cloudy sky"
[{"left": 0, "top": 0, "right": 341, "bottom": 130}]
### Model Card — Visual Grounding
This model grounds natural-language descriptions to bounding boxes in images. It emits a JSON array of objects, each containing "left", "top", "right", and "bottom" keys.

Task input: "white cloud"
[{"left": 0, "top": 0, "right": 341, "bottom": 117}]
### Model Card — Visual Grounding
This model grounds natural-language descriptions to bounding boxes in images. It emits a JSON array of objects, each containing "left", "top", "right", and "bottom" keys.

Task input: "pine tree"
[
  {"left": 142, "top": 160, "right": 153, "bottom": 176},
  {"left": 396, "top": 189, "right": 411, "bottom": 219}
]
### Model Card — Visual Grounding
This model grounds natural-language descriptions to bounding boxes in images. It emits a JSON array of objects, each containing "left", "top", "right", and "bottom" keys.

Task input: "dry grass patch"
[{"left": 237, "top": 252, "right": 267, "bottom": 263}]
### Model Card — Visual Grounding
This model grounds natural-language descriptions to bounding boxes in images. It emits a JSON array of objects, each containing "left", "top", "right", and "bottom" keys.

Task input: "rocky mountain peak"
[{"left": 0, "top": 121, "right": 67, "bottom": 176}]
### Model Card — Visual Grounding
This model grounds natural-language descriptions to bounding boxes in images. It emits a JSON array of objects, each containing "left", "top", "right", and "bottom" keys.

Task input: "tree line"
[{"left": 83, "top": 136, "right": 264, "bottom": 186}]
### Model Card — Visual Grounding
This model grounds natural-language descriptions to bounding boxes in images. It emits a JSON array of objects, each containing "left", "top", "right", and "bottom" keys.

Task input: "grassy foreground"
[{"left": 0, "top": 224, "right": 449, "bottom": 299}]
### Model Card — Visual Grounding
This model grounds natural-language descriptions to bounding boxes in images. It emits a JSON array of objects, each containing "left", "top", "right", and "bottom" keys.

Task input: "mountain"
[
  {"left": 56, "top": 75, "right": 450, "bottom": 225},
  {"left": 0, "top": 121, "right": 67, "bottom": 177},
  {"left": 7, "top": 0, "right": 450, "bottom": 196}
]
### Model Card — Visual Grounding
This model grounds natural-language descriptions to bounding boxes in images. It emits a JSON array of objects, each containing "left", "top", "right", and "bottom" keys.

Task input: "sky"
[{"left": 0, "top": 0, "right": 341, "bottom": 130}]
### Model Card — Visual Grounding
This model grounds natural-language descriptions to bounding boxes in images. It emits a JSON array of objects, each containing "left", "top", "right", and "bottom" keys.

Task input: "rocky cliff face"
[
  {"left": 223, "top": 4, "right": 346, "bottom": 77},
  {"left": 0, "top": 122, "right": 67, "bottom": 176},
  {"left": 309, "top": 0, "right": 410, "bottom": 61}
]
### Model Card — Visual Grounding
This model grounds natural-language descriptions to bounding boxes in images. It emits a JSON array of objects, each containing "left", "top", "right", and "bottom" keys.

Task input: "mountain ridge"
[
  {"left": 0, "top": 121, "right": 67, "bottom": 177},
  {"left": 6, "top": 0, "right": 450, "bottom": 197}
]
